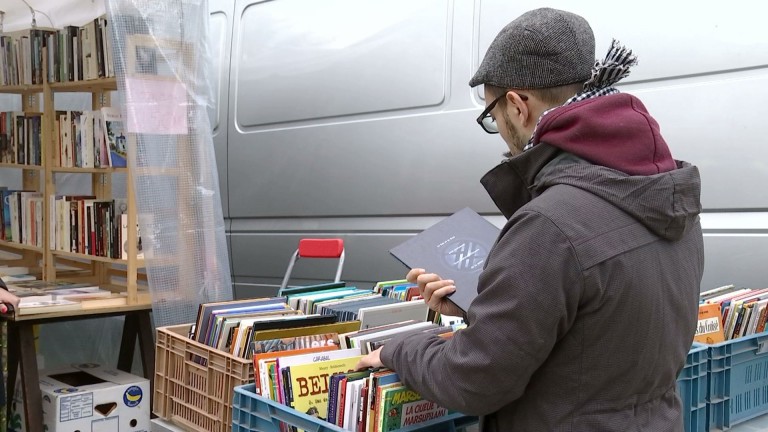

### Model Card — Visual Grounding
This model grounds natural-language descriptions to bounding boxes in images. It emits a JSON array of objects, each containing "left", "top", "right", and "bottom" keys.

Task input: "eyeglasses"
[{"left": 476, "top": 91, "right": 528, "bottom": 134}]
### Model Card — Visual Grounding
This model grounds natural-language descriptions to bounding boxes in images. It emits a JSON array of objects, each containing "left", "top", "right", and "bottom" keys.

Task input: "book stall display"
[
  {"left": 690, "top": 285, "right": 768, "bottom": 430},
  {"left": 0, "top": 13, "right": 154, "bottom": 432},
  {"left": 154, "top": 279, "right": 475, "bottom": 432},
  {"left": 0, "top": 14, "right": 147, "bottom": 314}
]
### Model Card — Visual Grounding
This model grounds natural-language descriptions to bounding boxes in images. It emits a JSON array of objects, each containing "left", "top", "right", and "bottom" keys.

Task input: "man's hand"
[
  {"left": 0, "top": 289, "right": 20, "bottom": 314},
  {"left": 356, "top": 347, "right": 383, "bottom": 370},
  {"left": 407, "top": 268, "right": 465, "bottom": 317}
]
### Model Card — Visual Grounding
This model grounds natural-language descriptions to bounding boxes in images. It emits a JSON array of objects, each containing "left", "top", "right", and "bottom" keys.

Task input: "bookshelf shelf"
[
  {"left": 49, "top": 77, "right": 117, "bottom": 93},
  {"left": 0, "top": 84, "right": 43, "bottom": 94},
  {"left": 50, "top": 250, "right": 145, "bottom": 267},
  {"left": 50, "top": 167, "right": 128, "bottom": 174},
  {"left": 0, "top": 240, "right": 44, "bottom": 253},
  {"left": 0, "top": 163, "right": 44, "bottom": 170}
]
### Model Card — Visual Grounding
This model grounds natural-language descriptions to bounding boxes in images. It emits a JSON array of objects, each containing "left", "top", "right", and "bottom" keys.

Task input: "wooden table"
[{"left": 1, "top": 303, "right": 154, "bottom": 432}]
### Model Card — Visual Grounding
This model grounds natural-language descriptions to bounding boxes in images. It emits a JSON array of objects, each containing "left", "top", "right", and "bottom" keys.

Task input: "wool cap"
[{"left": 469, "top": 8, "right": 595, "bottom": 89}]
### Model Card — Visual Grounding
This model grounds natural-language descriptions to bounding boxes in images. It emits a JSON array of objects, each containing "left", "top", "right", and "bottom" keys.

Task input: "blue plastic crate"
[
  {"left": 704, "top": 332, "right": 768, "bottom": 430},
  {"left": 677, "top": 343, "right": 708, "bottom": 432},
  {"left": 231, "top": 384, "right": 478, "bottom": 432}
]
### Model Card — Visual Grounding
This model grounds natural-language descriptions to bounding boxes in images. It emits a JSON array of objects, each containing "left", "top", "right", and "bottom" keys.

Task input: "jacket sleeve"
[{"left": 380, "top": 210, "right": 583, "bottom": 416}]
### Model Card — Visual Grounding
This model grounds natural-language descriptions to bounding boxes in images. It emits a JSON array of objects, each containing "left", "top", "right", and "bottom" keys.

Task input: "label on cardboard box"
[{"left": 10, "top": 363, "right": 150, "bottom": 432}]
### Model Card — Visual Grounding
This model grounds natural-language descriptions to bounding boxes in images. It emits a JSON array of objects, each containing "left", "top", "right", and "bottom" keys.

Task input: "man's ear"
[{"left": 504, "top": 91, "right": 530, "bottom": 126}]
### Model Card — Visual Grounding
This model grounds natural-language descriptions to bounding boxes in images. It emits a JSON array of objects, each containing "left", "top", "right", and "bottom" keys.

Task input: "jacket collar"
[{"left": 480, "top": 144, "right": 561, "bottom": 219}]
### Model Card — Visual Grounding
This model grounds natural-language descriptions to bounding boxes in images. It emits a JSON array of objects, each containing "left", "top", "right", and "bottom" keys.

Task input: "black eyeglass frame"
[{"left": 476, "top": 90, "right": 529, "bottom": 134}]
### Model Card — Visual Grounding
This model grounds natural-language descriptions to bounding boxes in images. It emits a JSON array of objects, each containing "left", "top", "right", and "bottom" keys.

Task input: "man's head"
[{"left": 471, "top": 8, "right": 595, "bottom": 157}]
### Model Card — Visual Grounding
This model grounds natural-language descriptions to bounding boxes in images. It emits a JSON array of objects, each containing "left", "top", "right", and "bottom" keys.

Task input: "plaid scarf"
[{"left": 523, "top": 39, "right": 638, "bottom": 151}]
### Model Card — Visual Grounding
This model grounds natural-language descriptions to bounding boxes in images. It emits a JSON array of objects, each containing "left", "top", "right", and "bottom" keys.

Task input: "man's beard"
[{"left": 502, "top": 112, "right": 529, "bottom": 159}]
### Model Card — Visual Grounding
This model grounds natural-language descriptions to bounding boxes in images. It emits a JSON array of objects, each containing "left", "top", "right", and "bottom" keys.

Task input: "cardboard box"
[{"left": 11, "top": 363, "right": 150, "bottom": 432}]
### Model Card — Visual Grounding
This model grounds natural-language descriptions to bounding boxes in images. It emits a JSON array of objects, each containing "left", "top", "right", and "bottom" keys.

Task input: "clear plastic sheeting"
[{"left": 106, "top": 0, "right": 232, "bottom": 326}]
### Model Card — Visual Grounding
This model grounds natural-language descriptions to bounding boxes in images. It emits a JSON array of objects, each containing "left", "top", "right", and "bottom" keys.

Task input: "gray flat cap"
[{"left": 469, "top": 8, "right": 595, "bottom": 89}]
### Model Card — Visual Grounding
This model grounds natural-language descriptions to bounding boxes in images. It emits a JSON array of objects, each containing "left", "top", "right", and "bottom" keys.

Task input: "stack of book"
[
  {"left": 5, "top": 279, "right": 118, "bottom": 315},
  {"left": 252, "top": 316, "right": 459, "bottom": 431},
  {"left": 696, "top": 284, "right": 768, "bottom": 343}
]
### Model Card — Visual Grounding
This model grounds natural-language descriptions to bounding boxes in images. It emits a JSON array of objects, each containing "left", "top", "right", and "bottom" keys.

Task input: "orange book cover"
[{"left": 694, "top": 303, "right": 725, "bottom": 344}]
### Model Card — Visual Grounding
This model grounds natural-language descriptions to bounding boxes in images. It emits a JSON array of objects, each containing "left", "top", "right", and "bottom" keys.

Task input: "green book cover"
[{"left": 380, "top": 386, "right": 450, "bottom": 432}]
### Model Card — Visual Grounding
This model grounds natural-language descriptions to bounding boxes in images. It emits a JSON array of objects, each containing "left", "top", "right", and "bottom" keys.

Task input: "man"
[{"left": 357, "top": 7, "right": 704, "bottom": 431}]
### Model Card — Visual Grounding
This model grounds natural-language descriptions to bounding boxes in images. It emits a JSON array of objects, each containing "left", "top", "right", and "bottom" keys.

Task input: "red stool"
[{"left": 278, "top": 238, "right": 345, "bottom": 295}]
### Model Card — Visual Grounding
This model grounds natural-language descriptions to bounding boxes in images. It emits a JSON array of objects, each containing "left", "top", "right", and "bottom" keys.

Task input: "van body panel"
[{"left": 220, "top": 0, "right": 768, "bottom": 296}]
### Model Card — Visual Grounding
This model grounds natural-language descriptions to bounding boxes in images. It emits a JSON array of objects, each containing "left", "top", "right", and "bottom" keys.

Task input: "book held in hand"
[{"left": 389, "top": 207, "right": 500, "bottom": 313}]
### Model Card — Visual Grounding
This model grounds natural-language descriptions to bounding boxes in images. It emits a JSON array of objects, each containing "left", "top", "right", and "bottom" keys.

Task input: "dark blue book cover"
[{"left": 389, "top": 207, "right": 500, "bottom": 313}]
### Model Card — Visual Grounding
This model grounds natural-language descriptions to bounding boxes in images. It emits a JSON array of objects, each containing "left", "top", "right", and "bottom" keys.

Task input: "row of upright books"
[
  {"left": 51, "top": 195, "right": 132, "bottom": 259},
  {"left": 194, "top": 281, "right": 432, "bottom": 359},
  {"left": 0, "top": 190, "right": 139, "bottom": 259},
  {"left": 0, "top": 108, "right": 126, "bottom": 168},
  {"left": 0, "top": 15, "right": 114, "bottom": 86},
  {"left": 55, "top": 107, "right": 127, "bottom": 168},
  {"left": 0, "top": 111, "right": 42, "bottom": 165},
  {"left": 0, "top": 189, "right": 43, "bottom": 247},
  {"left": 695, "top": 284, "right": 768, "bottom": 344},
  {"left": 193, "top": 280, "right": 462, "bottom": 431}
]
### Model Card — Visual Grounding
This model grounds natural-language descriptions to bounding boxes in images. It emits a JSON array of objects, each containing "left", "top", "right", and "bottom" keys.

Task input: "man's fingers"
[
  {"left": 429, "top": 285, "right": 457, "bottom": 311},
  {"left": 406, "top": 268, "right": 425, "bottom": 283}
]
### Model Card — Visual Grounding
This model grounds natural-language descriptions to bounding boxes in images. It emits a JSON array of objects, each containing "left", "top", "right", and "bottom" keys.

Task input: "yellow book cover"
[
  {"left": 694, "top": 303, "right": 725, "bottom": 344},
  {"left": 251, "top": 321, "right": 361, "bottom": 342},
  {"left": 287, "top": 355, "right": 363, "bottom": 421}
]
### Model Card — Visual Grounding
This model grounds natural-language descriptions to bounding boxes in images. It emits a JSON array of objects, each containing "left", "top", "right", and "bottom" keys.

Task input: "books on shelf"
[
  {"left": 54, "top": 108, "right": 126, "bottom": 169},
  {"left": 49, "top": 195, "right": 135, "bottom": 259},
  {"left": 0, "top": 112, "right": 43, "bottom": 165},
  {"left": 0, "top": 189, "right": 44, "bottom": 247},
  {"left": 0, "top": 16, "right": 114, "bottom": 87}
]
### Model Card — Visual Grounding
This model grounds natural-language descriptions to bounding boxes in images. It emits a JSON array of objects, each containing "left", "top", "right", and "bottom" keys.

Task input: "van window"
[{"left": 234, "top": 0, "right": 449, "bottom": 128}]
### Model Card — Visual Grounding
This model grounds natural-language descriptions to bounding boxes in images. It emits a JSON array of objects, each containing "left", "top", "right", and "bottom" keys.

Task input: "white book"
[
  {"left": 748, "top": 300, "right": 767, "bottom": 337},
  {"left": 343, "top": 379, "right": 365, "bottom": 431},
  {"left": 82, "top": 111, "right": 94, "bottom": 168},
  {"left": 349, "top": 321, "right": 435, "bottom": 354},
  {"left": 358, "top": 300, "right": 430, "bottom": 330}
]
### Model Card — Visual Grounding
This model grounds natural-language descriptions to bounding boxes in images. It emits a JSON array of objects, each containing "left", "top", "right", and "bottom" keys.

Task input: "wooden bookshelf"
[{"left": 1, "top": 50, "right": 143, "bottom": 305}]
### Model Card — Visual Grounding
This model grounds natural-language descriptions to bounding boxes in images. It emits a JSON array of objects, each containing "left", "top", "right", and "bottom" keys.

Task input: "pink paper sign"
[{"left": 125, "top": 77, "right": 188, "bottom": 134}]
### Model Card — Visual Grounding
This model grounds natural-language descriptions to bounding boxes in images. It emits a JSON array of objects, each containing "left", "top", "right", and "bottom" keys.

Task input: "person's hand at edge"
[
  {"left": 0, "top": 288, "right": 20, "bottom": 314},
  {"left": 355, "top": 347, "right": 383, "bottom": 370},
  {"left": 407, "top": 268, "right": 465, "bottom": 317}
]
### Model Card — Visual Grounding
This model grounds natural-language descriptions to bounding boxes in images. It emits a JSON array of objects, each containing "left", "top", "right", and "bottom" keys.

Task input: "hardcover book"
[
  {"left": 389, "top": 207, "right": 500, "bottom": 312},
  {"left": 694, "top": 303, "right": 725, "bottom": 344},
  {"left": 379, "top": 386, "right": 450, "bottom": 431},
  {"left": 287, "top": 354, "right": 364, "bottom": 421}
]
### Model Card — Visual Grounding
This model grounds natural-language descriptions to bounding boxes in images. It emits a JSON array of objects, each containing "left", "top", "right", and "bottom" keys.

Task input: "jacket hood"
[
  {"left": 481, "top": 144, "right": 702, "bottom": 241},
  {"left": 532, "top": 93, "right": 677, "bottom": 176}
]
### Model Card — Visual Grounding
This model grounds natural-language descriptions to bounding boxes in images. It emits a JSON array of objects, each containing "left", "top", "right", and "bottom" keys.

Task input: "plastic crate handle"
[{"left": 757, "top": 336, "right": 768, "bottom": 355}]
